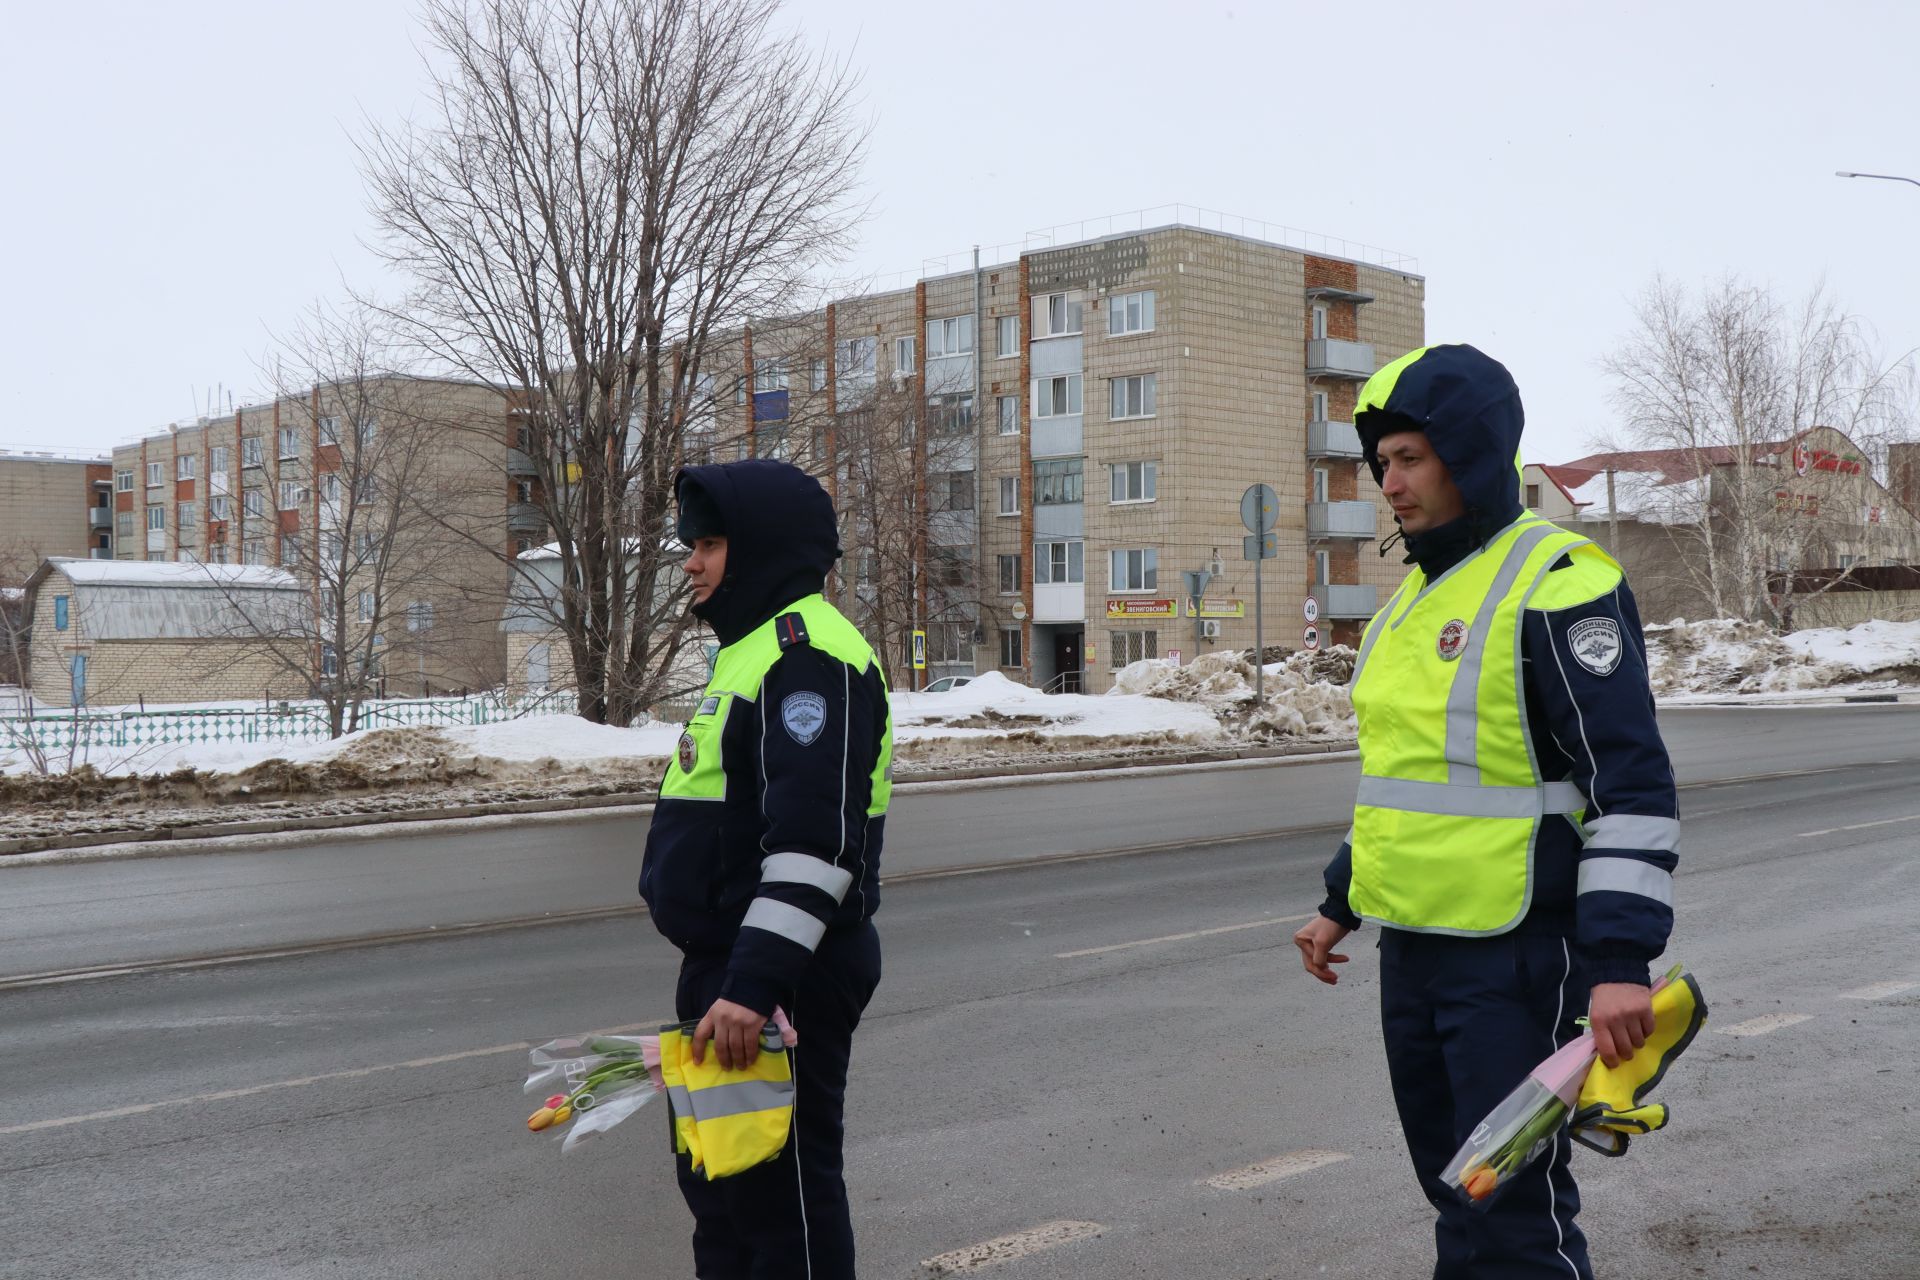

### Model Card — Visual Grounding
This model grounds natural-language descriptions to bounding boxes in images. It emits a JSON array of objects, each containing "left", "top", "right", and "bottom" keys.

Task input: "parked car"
[{"left": 920, "top": 675, "right": 973, "bottom": 693}]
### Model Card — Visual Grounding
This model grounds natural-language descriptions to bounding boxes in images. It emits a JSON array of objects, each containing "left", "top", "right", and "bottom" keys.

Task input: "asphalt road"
[
  {"left": 2, "top": 704, "right": 1914, "bottom": 980},
  {"left": 1, "top": 706, "right": 1916, "bottom": 1277}
]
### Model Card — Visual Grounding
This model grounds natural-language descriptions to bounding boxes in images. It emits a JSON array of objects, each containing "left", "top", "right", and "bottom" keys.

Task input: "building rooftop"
[{"left": 47, "top": 557, "right": 299, "bottom": 591}]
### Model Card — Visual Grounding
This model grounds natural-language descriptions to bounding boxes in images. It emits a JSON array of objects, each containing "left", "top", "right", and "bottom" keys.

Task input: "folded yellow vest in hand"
[
  {"left": 658, "top": 1021, "right": 795, "bottom": 1180},
  {"left": 1571, "top": 969, "right": 1707, "bottom": 1156}
]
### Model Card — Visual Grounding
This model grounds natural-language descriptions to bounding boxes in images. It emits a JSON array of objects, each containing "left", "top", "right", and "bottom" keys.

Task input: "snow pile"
[
  {"left": 1112, "top": 647, "right": 1358, "bottom": 740},
  {"left": 890, "top": 669, "right": 1225, "bottom": 767},
  {"left": 1646, "top": 618, "right": 1920, "bottom": 696}
]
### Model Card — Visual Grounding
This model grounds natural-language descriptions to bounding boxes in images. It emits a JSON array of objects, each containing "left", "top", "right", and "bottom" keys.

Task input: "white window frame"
[
  {"left": 115, "top": 470, "right": 133, "bottom": 492},
  {"left": 1108, "top": 290, "right": 1156, "bottom": 336},
  {"left": 997, "top": 553, "right": 1022, "bottom": 595},
  {"left": 1110, "top": 373, "right": 1157, "bottom": 421},
  {"left": 319, "top": 473, "right": 341, "bottom": 503},
  {"left": 279, "top": 480, "right": 299, "bottom": 511},
  {"left": 925, "top": 315, "right": 974, "bottom": 359},
  {"left": 242, "top": 436, "right": 265, "bottom": 468},
  {"left": 996, "top": 315, "right": 1020, "bottom": 359},
  {"left": 1033, "top": 539, "right": 1084, "bottom": 585},
  {"left": 278, "top": 426, "right": 300, "bottom": 459},
  {"left": 145, "top": 461, "right": 163, "bottom": 488},
  {"left": 997, "top": 395, "right": 1020, "bottom": 436},
  {"left": 1311, "top": 390, "right": 1329, "bottom": 422},
  {"left": 1109, "top": 629, "right": 1158, "bottom": 669},
  {"left": 209, "top": 445, "right": 230, "bottom": 474},
  {"left": 835, "top": 336, "right": 877, "bottom": 386},
  {"left": 1312, "top": 466, "right": 1329, "bottom": 504},
  {"left": 1032, "top": 458, "right": 1084, "bottom": 506},
  {"left": 754, "top": 359, "right": 788, "bottom": 393},
  {"left": 1109, "top": 547, "right": 1159, "bottom": 593},
  {"left": 209, "top": 494, "right": 230, "bottom": 522},
  {"left": 243, "top": 489, "right": 266, "bottom": 518},
  {"left": 1033, "top": 374, "right": 1083, "bottom": 419},
  {"left": 176, "top": 454, "right": 197, "bottom": 481},
  {"left": 176, "top": 501, "right": 197, "bottom": 529},
  {"left": 1034, "top": 292, "right": 1083, "bottom": 338},
  {"left": 998, "top": 475, "right": 1020, "bottom": 516},
  {"left": 318, "top": 416, "right": 341, "bottom": 447},
  {"left": 810, "top": 359, "right": 827, "bottom": 392},
  {"left": 999, "top": 627, "right": 1023, "bottom": 669},
  {"left": 146, "top": 506, "right": 165, "bottom": 531},
  {"left": 1314, "top": 549, "right": 1331, "bottom": 585},
  {"left": 1311, "top": 304, "right": 1329, "bottom": 340},
  {"left": 243, "top": 539, "right": 268, "bottom": 566},
  {"left": 1110, "top": 461, "right": 1158, "bottom": 504},
  {"left": 358, "top": 590, "right": 377, "bottom": 623},
  {"left": 893, "top": 336, "right": 916, "bottom": 375}
]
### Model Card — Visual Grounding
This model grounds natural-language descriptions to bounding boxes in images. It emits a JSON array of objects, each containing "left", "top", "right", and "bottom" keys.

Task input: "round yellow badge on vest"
[
  {"left": 1437, "top": 619, "right": 1469, "bottom": 661},
  {"left": 676, "top": 732, "right": 698, "bottom": 772}
]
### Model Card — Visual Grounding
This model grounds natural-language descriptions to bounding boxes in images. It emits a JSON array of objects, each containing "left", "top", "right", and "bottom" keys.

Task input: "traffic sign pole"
[{"left": 1240, "top": 482, "right": 1278, "bottom": 707}]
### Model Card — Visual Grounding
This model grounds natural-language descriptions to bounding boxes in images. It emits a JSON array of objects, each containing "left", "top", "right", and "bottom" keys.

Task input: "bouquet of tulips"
[
  {"left": 524, "top": 1034, "right": 666, "bottom": 1153},
  {"left": 1442, "top": 963, "right": 1687, "bottom": 1208}
]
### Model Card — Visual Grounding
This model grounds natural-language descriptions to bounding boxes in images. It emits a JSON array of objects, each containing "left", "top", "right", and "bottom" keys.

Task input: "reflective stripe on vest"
[
  {"left": 658, "top": 593, "right": 893, "bottom": 817},
  {"left": 1347, "top": 515, "right": 1600, "bottom": 936},
  {"left": 661, "top": 1020, "right": 795, "bottom": 1180}
]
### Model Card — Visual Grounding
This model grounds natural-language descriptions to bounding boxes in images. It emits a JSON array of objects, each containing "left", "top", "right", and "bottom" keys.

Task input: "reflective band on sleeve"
[
  {"left": 1577, "top": 856, "right": 1674, "bottom": 905},
  {"left": 1357, "top": 776, "right": 1588, "bottom": 818},
  {"left": 1446, "top": 521, "right": 1560, "bottom": 784},
  {"left": 689, "top": 1077, "right": 794, "bottom": 1120},
  {"left": 760, "top": 851, "right": 855, "bottom": 902},
  {"left": 1585, "top": 814, "right": 1681, "bottom": 852},
  {"left": 741, "top": 898, "right": 829, "bottom": 951}
]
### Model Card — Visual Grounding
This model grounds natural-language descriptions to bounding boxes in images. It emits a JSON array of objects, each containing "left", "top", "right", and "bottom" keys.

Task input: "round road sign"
[
  {"left": 1302, "top": 625, "right": 1321, "bottom": 651},
  {"left": 1303, "top": 596, "right": 1320, "bottom": 623},
  {"left": 1011, "top": 600, "right": 1027, "bottom": 620},
  {"left": 1240, "top": 483, "right": 1279, "bottom": 534}
]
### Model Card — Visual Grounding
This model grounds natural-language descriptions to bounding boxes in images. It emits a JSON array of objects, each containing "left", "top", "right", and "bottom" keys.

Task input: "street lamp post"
[{"left": 1835, "top": 170, "right": 1920, "bottom": 189}]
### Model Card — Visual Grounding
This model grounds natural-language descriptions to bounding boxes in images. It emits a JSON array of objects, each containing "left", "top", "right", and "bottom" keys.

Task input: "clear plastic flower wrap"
[{"left": 523, "top": 1034, "right": 664, "bottom": 1153}]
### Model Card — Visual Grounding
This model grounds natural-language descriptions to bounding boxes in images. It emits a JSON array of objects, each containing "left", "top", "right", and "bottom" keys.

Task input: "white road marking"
[
  {"left": 1716, "top": 1012, "right": 1812, "bottom": 1037},
  {"left": 1055, "top": 913, "right": 1313, "bottom": 959},
  {"left": 1202, "top": 1148, "right": 1350, "bottom": 1191},
  {"left": 1795, "top": 812, "right": 1920, "bottom": 839},
  {"left": 921, "top": 1221, "right": 1105, "bottom": 1274},
  {"left": 1841, "top": 980, "right": 1918, "bottom": 1001},
  {"left": 0, "top": 1021, "right": 661, "bottom": 1137}
]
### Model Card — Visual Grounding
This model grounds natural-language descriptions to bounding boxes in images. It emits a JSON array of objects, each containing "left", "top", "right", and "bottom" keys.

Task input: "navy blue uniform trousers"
[
  {"left": 673, "top": 922, "right": 881, "bottom": 1280},
  {"left": 1379, "top": 929, "right": 1596, "bottom": 1280}
]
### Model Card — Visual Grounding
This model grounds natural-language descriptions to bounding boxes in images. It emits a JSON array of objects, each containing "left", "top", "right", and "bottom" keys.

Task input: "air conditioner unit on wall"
[
  {"left": 1201, "top": 620, "right": 1223, "bottom": 639},
  {"left": 1207, "top": 558, "right": 1225, "bottom": 578}
]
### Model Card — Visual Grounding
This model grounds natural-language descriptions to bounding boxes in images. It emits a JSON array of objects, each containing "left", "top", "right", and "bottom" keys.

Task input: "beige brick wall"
[{"left": 0, "top": 457, "right": 99, "bottom": 578}]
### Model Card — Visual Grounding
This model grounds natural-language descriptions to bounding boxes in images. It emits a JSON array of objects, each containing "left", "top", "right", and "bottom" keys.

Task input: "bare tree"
[
  {"left": 358, "top": 0, "right": 866, "bottom": 725},
  {"left": 1601, "top": 276, "right": 1917, "bottom": 625}
]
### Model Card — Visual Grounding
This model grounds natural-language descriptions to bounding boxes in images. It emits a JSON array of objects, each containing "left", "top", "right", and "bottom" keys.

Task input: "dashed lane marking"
[
  {"left": 1841, "top": 980, "right": 1918, "bottom": 1001},
  {"left": 1202, "top": 1149, "right": 1351, "bottom": 1191},
  {"left": 1055, "top": 913, "right": 1313, "bottom": 959},
  {"left": 921, "top": 1221, "right": 1105, "bottom": 1274},
  {"left": 0, "top": 1021, "right": 662, "bottom": 1137},
  {"left": 1716, "top": 1012, "right": 1813, "bottom": 1037},
  {"left": 1794, "top": 812, "right": 1920, "bottom": 839}
]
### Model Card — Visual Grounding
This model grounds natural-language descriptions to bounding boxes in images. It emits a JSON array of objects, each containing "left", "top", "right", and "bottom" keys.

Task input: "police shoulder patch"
[
  {"left": 1567, "top": 616, "right": 1623, "bottom": 677},
  {"left": 780, "top": 691, "right": 827, "bottom": 746}
]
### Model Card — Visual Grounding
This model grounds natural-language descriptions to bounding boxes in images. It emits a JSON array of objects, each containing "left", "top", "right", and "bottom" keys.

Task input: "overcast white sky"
[{"left": 5, "top": 0, "right": 1917, "bottom": 467}]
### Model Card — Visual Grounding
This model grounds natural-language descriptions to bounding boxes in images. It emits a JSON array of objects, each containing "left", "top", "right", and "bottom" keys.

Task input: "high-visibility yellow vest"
[
  {"left": 658, "top": 592, "right": 892, "bottom": 814},
  {"left": 1347, "top": 515, "right": 1621, "bottom": 935},
  {"left": 658, "top": 1021, "right": 796, "bottom": 1180}
]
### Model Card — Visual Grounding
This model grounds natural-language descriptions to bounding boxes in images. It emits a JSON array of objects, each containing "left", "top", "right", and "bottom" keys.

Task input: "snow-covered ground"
[{"left": 1645, "top": 618, "right": 1920, "bottom": 699}]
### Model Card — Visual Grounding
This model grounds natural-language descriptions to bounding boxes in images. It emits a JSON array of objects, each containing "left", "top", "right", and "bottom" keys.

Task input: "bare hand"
[
  {"left": 1588, "top": 982, "right": 1655, "bottom": 1068},
  {"left": 692, "top": 998, "right": 766, "bottom": 1071},
  {"left": 1293, "top": 916, "right": 1353, "bottom": 985}
]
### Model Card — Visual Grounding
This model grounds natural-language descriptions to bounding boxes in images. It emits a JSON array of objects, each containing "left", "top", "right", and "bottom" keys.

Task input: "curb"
[{"left": 0, "top": 740, "right": 1357, "bottom": 862}]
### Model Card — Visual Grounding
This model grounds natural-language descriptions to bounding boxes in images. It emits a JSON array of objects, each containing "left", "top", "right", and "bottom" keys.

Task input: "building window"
[
  {"left": 1110, "top": 373, "right": 1157, "bottom": 420},
  {"left": 280, "top": 480, "right": 300, "bottom": 510},
  {"left": 997, "top": 315, "right": 1020, "bottom": 358},
  {"left": 1312, "top": 467, "right": 1329, "bottom": 504},
  {"left": 209, "top": 495, "right": 230, "bottom": 522},
  {"left": 176, "top": 455, "right": 197, "bottom": 481},
  {"left": 145, "top": 462, "right": 163, "bottom": 488},
  {"left": 999, "top": 627, "right": 1023, "bottom": 669},
  {"left": 998, "top": 475, "right": 1020, "bottom": 515},
  {"left": 1314, "top": 549, "right": 1330, "bottom": 584},
  {"left": 925, "top": 315, "right": 974, "bottom": 359},
  {"left": 207, "top": 544, "right": 230, "bottom": 564},
  {"left": 147, "top": 507, "right": 165, "bottom": 531},
  {"left": 53, "top": 596, "right": 69, "bottom": 630},
  {"left": 1033, "top": 540, "right": 1084, "bottom": 584},
  {"left": 115, "top": 469, "right": 133, "bottom": 492},
  {"left": 1033, "top": 292, "right": 1082, "bottom": 338},
  {"left": 208, "top": 445, "right": 229, "bottom": 474},
  {"left": 1109, "top": 629, "right": 1158, "bottom": 668},
  {"left": 1108, "top": 290, "right": 1155, "bottom": 336},
  {"left": 810, "top": 359, "right": 828, "bottom": 392},
  {"left": 1311, "top": 390, "right": 1329, "bottom": 421},
  {"left": 353, "top": 419, "right": 378, "bottom": 450},
  {"left": 1110, "top": 461, "right": 1158, "bottom": 503},
  {"left": 928, "top": 621, "right": 972, "bottom": 664},
  {"left": 358, "top": 591, "right": 376, "bottom": 622},
  {"left": 283, "top": 533, "right": 302, "bottom": 565},
  {"left": 933, "top": 471, "right": 976, "bottom": 512},
  {"left": 754, "top": 359, "right": 788, "bottom": 392},
  {"left": 892, "top": 337, "right": 916, "bottom": 376},
  {"left": 1110, "top": 547, "right": 1158, "bottom": 592},
  {"left": 1033, "top": 458, "right": 1084, "bottom": 505},
  {"left": 243, "top": 539, "right": 266, "bottom": 565},
  {"left": 835, "top": 336, "right": 876, "bottom": 389},
  {"left": 997, "top": 554, "right": 1022, "bottom": 595},
  {"left": 319, "top": 416, "right": 341, "bottom": 446},
  {"left": 243, "top": 490, "right": 266, "bottom": 518},
  {"left": 116, "top": 511, "right": 134, "bottom": 539},
  {"left": 997, "top": 395, "right": 1019, "bottom": 436},
  {"left": 237, "top": 437, "right": 260, "bottom": 469},
  {"left": 319, "top": 474, "right": 341, "bottom": 503},
  {"left": 177, "top": 501, "right": 198, "bottom": 529},
  {"left": 932, "top": 393, "right": 974, "bottom": 436},
  {"left": 1311, "top": 304, "right": 1329, "bottom": 340},
  {"left": 1526, "top": 482, "right": 1542, "bottom": 509},
  {"left": 279, "top": 426, "right": 299, "bottom": 458},
  {"left": 145, "top": 551, "right": 166, "bottom": 562},
  {"left": 1033, "top": 375, "right": 1083, "bottom": 419}
]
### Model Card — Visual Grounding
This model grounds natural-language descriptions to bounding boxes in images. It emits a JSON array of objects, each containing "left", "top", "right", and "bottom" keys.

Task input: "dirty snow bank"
[
  {"left": 1111, "top": 647, "right": 1357, "bottom": 739},
  {"left": 889, "top": 669, "right": 1227, "bottom": 768},
  {"left": 1646, "top": 618, "right": 1920, "bottom": 697}
]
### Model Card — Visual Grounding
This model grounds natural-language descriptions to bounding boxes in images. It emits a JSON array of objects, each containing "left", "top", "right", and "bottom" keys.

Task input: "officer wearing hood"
[
  {"left": 641, "top": 458, "right": 891, "bottom": 1280},
  {"left": 1291, "top": 346, "right": 1679, "bottom": 1279}
]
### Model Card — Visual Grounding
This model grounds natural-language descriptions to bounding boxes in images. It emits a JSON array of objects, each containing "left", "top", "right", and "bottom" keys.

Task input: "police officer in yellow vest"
[
  {"left": 1292, "top": 345, "right": 1680, "bottom": 1280},
  {"left": 641, "top": 458, "right": 891, "bottom": 1279}
]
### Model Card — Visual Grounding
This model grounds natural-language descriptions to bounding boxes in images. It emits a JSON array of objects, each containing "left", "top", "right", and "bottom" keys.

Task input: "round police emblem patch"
[
  {"left": 1567, "top": 616, "right": 1623, "bottom": 676},
  {"left": 1436, "top": 618, "right": 1469, "bottom": 662},
  {"left": 781, "top": 691, "right": 827, "bottom": 746},
  {"left": 676, "top": 731, "right": 698, "bottom": 773}
]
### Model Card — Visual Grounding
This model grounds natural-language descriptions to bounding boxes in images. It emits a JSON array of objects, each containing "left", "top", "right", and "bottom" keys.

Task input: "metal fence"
[{"left": 0, "top": 689, "right": 582, "bottom": 753}]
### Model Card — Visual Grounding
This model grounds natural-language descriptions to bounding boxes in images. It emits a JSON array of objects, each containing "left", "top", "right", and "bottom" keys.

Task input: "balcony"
[
  {"left": 89, "top": 507, "right": 113, "bottom": 529},
  {"left": 1306, "top": 500, "right": 1377, "bottom": 540},
  {"left": 507, "top": 447, "right": 538, "bottom": 476},
  {"left": 1033, "top": 581, "right": 1084, "bottom": 623},
  {"left": 90, "top": 547, "right": 113, "bottom": 560},
  {"left": 1310, "top": 582, "right": 1379, "bottom": 619},
  {"left": 508, "top": 502, "right": 547, "bottom": 533},
  {"left": 1307, "top": 419, "right": 1363, "bottom": 460},
  {"left": 1306, "top": 284, "right": 1376, "bottom": 305},
  {"left": 1306, "top": 338, "right": 1376, "bottom": 380}
]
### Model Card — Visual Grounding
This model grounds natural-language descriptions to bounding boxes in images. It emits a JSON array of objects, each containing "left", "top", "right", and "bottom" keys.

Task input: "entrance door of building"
[{"left": 1053, "top": 630, "right": 1083, "bottom": 692}]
